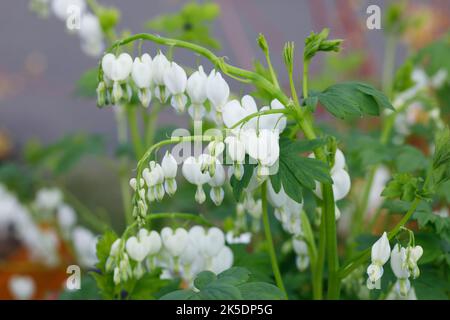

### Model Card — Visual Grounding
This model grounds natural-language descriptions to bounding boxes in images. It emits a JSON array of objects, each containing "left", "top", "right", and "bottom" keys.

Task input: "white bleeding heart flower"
[
  {"left": 56, "top": 204, "right": 77, "bottom": 232},
  {"left": 72, "top": 227, "right": 98, "bottom": 268},
  {"left": 406, "top": 245, "right": 423, "bottom": 278},
  {"left": 109, "top": 239, "right": 122, "bottom": 257},
  {"left": 390, "top": 244, "right": 410, "bottom": 279},
  {"left": 367, "top": 232, "right": 391, "bottom": 287},
  {"left": 164, "top": 62, "right": 188, "bottom": 113},
  {"left": 296, "top": 255, "right": 310, "bottom": 271},
  {"left": 126, "top": 236, "right": 149, "bottom": 262},
  {"left": 52, "top": 0, "right": 86, "bottom": 20},
  {"left": 209, "top": 163, "right": 225, "bottom": 205},
  {"left": 206, "top": 70, "right": 230, "bottom": 113},
  {"left": 267, "top": 182, "right": 288, "bottom": 208},
  {"left": 187, "top": 66, "right": 208, "bottom": 120},
  {"left": 132, "top": 53, "right": 153, "bottom": 107},
  {"left": 138, "top": 229, "right": 162, "bottom": 256},
  {"left": 161, "top": 227, "right": 189, "bottom": 257},
  {"left": 182, "top": 156, "right": 211, "bottom": 204},
  {"left": 78, "top": 13, "right": 104, "bottom": 57},
  {"left": 312, "top": 149, "right": 351, "bottom": 201},
  {"left": 210, "top": 246, "right": 233, "bottom": 274},
  {"left": 152, "top": 52, "right": 170, "bottom": 102},
  {"left": 224, "top": 135, "right": 246, "bottom": 163},
  {"left": 244, "top": 129, "right": 280, "bottom": 177},
  {"left": 8, "top": 276, "right": 35, "bottom": 300},
  {"left": 203, "top": 227, "right": 225, "bottom": 257},
  {"left": 161, "top": 151, "right": 178, "bottom": 196},
  {"left": 222, "top": 95, "right": 258, "bottom": 129},
  {"left": 258, "top": 99, "right": 287, "bottom": 131},
  {"left": 293, "top": 238, "right": 308, "bottom": 255},
  {"left": 102, "top": 53, "right": 133, "bottom": 82},
  {"left": 34, "top": 188, "right": 63, "bottom": 212}
]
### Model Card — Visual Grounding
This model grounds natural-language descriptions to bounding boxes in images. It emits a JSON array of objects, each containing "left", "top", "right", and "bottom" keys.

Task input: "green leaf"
[
  {"left": 271, "top": 138, "right": 332, "bottom": 203},
  {"left": 394, "top": 145, "right": 428, "bottom": 173},
  {"left": 194, "top": 271, "right": 217, "bottom": 290},
  {"left": 303, "top": 96, "right": 319, "bottom": 112},
  {"left": 238, "top": 282, "right": 284, "bottom": 300},
  {"left": 216, "top": 267, "right": 250, "bottom": 286},
  {"left": 159, "top": 267, "right": 283, "bottom": 300},
  {"left": 229, "top": 162, "right": 255, "bottom": 201},
  {"left": 313, "top": 82, "right": 393, "bottom": 119},
  {"left": 25, "top": 134, "right": 105, "bottom": 175},
  {"left": 381, "top": 173, "right": 420, "bottom": 202},
  {"left": 59, "top": 274, "right": 100, "bottom": 300},
  {"left": 95, "top": 230, "right": 117, "bottom": 272},
  {"left": 129, "top": 269, "right": 173, "bottom": 300},
  {"left": 75, "top": 68, "right": 98, "bottom": 98},
  {"left": 145, "top": 2, "right": 220, "bottom": 49},
  {"left": 159, "top": 289, "right": 195, "bottom": 300},
  {"left": 196, "top": 283, "right": 242, "bottom": 300}
]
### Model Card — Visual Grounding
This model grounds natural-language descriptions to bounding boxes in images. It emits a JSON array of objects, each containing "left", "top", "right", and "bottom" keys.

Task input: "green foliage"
[
  {"left": 270, "top": 138, "right": 331, "bottom": 203},
  {"left": 92, "top": 230, "right": 118, "bottom": 299},
  {"left": 381, "top": 173, "right": 421, "bottom": 202},
  {"left": 283, "top": 41, "right": 295, "bottom": 73},
  {"left": 311, "top": 82, "right": 393, "bottom": 119},
  {"left": 145, "top": 2, "right": 220, "bottom": 49},
  {"left": 75, "top": 68, "right": 98, "bottom": 98},
  {"left": 128, "top": 269, "right": 175, "bottom": 300},
  {"left": 394, "top": 145, "right": 429, "bottom": 173},
  {"left": 229, "top": 160, "right": 255, "bottom": 201},
  {"left": 59, "top": 274, "right": 100, "bottom": 300},
  {"left": 414, "top": 206, "right": 450, "bottom": 242},
  {"left": 24, "top": 134, "right": 105, "bottom": 175},
  {"left": 0, "top": 163, "right": 35, "bottom": 202},
  {"left": 393, "top": 59, "right": 415, "bottom": 94},
  {"left": 432, "top": 127, "right": 450, "bottom": 186},
  {"left": 160, "top": 267, "right": 284, "bottom": 300},
  {"left": 304, "top": 28, "right": 342, "bottom": 61}
]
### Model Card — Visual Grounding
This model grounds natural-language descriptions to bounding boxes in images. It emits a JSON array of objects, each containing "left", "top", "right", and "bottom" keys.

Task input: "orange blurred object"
[{"left": 0, "top": 225, "right": 76, "bottom": 300}]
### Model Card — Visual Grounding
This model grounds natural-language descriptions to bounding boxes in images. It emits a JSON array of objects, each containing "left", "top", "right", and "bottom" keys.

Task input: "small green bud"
[
  {"left": 257, "top": 33, "right": 269, "bottom": 54},
  {"left": 283, "top": 41, "right": 295, "bottom": 73}
]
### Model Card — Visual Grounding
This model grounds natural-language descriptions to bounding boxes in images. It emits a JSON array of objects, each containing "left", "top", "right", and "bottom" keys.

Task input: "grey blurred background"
[{"left": 0, "top": 0, "right": 448, "bottom": 226}]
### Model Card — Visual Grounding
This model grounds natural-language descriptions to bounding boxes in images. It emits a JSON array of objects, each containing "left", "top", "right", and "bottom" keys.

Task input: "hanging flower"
[
  {"left": 367, "top": 232, "right": 391, "bottom": 289},
  {"left": 101, "top": 53, "right": 133, "bottom": 103},
  {"left": 132, "top": 53, "right": 153, "bottom": 107},
  {"left": 161, "top": 151, "right": 178, "bottom": 196},
  {"left": 187, "top": 66, "right": 208, "bottom": 120},
  {"left": 206, "top": 70, "right": 230, "bottom": 121},
  {"left": 244, "top": 129, "right": 280, "bottom": 178},
  {"left": 164, "top": 62, "right": 188, "bottom": 113},
  {"left": 182, "top": 155, "right": 212, "bottom": 204},
  {"left": 152, "top": 52, "right": 171, "bottom": 103}
]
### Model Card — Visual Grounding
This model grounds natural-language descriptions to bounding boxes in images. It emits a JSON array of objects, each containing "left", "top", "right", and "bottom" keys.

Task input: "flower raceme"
[
  {"left": 108, "top": 225, "right": 233, "bottom": 285},
  {"left": 98, "top": 51, "right": 232, "bottom": 124}
]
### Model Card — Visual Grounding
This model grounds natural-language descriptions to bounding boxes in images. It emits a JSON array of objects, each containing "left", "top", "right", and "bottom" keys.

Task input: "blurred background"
[{"left": 0, "top": 0, "right": 449, "bottom": 299}]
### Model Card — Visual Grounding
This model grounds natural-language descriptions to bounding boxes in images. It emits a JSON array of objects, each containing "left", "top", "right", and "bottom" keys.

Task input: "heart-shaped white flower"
[
  {"left": 132, "top": 53, "right": 152, "bottom": 88},
  {"left": 164, "top": 62, "right": 187, "bottom": 95},
  {"left": 52, "top": 0, "right": 86, "bottom": 20},
  {"left": 202, "top": 227, "right": 225, "bottom": 257},
  {"left": 371, "top": 232, "right": 391, "bottom": 265},
  {"left": 152, "top": 52, "right": 170, "bottom": 86},
  {"left": 390, "top": 244, "right": 410, "bottom": 279},
  {"left": 182, "top": 156, "right": 211, "bottom": 186},
  {"left": 161, "top": 227, "right": 188, "bottom": 257},
  {"left": 210, "top": 246, "right": 233, "bottom": 274},
  {"left": 126, "top": 236, "right": 149, "bottom": 262},
  {"left": 244, "top": 129, "right": 280, "bottom": 176},
  {"left": 102, "top": 53, "right": 133, "bottom": 82},
  {"left": 161, "top": 151, "right": 178, "bottom": 179},
  {"left": 258, "top": 99, "right": 287, "bottom": 131},
  {"left": 187, "top": 66, "right": 208, "bottom": 105},
  {"left": 222, "top": 95, "right": 258, "bottom": 129},
  {"left": 206, "top": 70, "right": 230, "bottom": 112}
]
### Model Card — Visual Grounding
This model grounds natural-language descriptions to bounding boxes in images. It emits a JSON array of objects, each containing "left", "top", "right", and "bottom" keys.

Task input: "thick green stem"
[
  {"left": 303, "top": 60, "right": 310, "bottom": 100},
  {"left": 261, "top": 180, "right": 288, "bottom": 299},
  {"left": 314, "top": 213, "right": 326, "bottom": 300}
]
